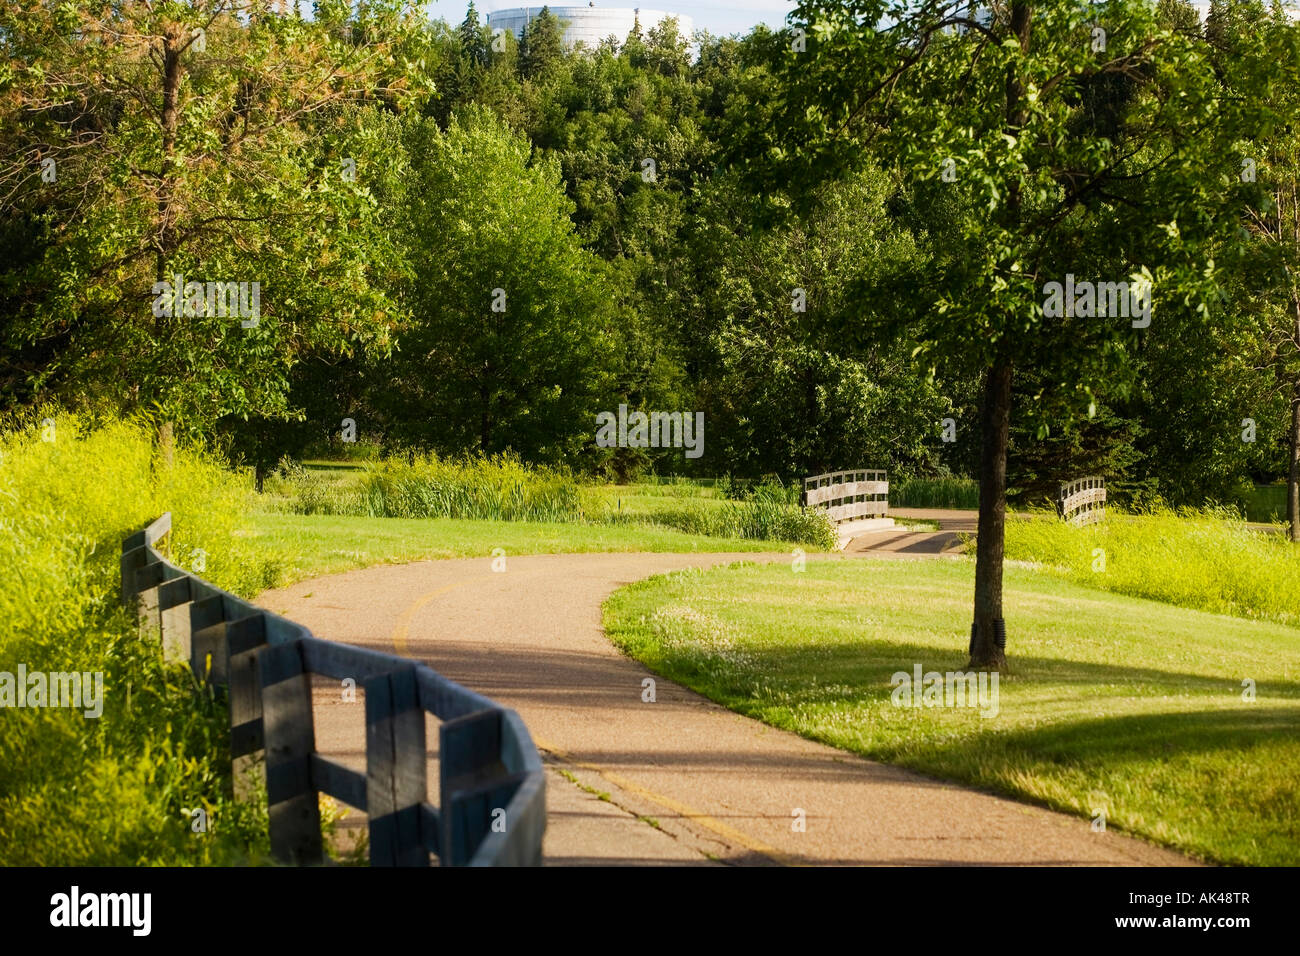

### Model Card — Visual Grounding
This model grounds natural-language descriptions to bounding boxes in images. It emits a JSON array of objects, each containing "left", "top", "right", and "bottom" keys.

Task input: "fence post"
[
  {"left": 157, "top": 576, "right": 193, "bottom": 664},
  {"left": 189, "top": 595, "right": 228, "bottom": 686},
  {"left": 120, "top": 544, "right": 154, "bottom": 609},
  {"left": 227, "top": 614, "right": 268, "bottom": 800},
  {"left": 490, "top": 710, "right": 546, "bottom": 866},
  {"left": 132, "top": 561, "right": 183, "bottom": 636},
  {"left": 365, "top": 666, "right": 428, "bottom": 867},
  {"left": 260, "top": 639, "right": 324, "bottom": 865},
  {"left": 440, "top": 708, "right": 530, "bottom": 866}
]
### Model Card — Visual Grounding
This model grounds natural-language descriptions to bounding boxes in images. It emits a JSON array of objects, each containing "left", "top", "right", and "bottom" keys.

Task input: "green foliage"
[
  {"left": 1245, "top": 483, "right": 1288, "bottom": 523},
  {"left": 747, "top": 1, "right": 1300, "bottom": 480},
  {"left": 373, "top": 107, "right": 618, "bottom": 461},
  {"left": 0, "top": 2, "right": 433, "bottom": 429},
  {"left": 0, "top": 413, "right": 275, "bottom": 864},
  {"left": 8, "top": 3, "right": 1298, "bottom": 503},
  {"left": 261, "top": 459, "right": 369, "bottom": 516},
  {"left": 1008, "top": 399, "right": 1148, "bottom": 505},
  {"left": 519, "top": 7, "right": 566, "bottom": 80},
  {"left": 1003, "top": 508, "right": 1300, "bottom": 627},
  {"left": 1128, "top": 321, "right": 1289, "bottom": 506},
  {"left": 614, "top": 476, "right": 730, "bottom": 498},
  {"left": 681, "top": 164, "right": 954, "bottom": 477},
  {"left": 266, "top": 453, "right": 581, "bottom": 522}
]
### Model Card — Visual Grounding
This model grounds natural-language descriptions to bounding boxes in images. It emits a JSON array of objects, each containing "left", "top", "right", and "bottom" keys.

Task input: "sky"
[
  {"left": 419, "top": 2, "right": 1300, "bottom": 40},
  {"left": 423, "top": 0, "right": 800, "bottom": 38}
]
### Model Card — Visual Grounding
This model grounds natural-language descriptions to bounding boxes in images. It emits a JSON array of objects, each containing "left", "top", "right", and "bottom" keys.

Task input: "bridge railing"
[
  {"left": 1059, "top": 476, "right": 1107, "bottom": 526},
  {"left": 802, "top": 469, "right": 889, "bottom": 523},
  {"left": 121, "top": 513, "right": 545, "bottom": 867}
]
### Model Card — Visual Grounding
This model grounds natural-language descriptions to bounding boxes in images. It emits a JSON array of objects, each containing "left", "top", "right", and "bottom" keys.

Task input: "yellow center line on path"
[
  {"left": 390, "top": 582, "right": 466, "bottom": 655},
  {"left": 535, "top": 736, "right": 799, "bottom": 867},
  {"left": 389, "top": 563, "right": 558, "bottom": 654}
]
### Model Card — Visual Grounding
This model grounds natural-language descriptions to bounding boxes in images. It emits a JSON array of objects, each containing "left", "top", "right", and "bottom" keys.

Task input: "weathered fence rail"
[
  {"left": 802, "top": 469, "right": 889, "bottom": 523},
  {"left": 1059, "top": 476, "right": 1107, "bottom": 526},
  {"left": 121, "top": 513, "right": 545, "bottom": 867}
]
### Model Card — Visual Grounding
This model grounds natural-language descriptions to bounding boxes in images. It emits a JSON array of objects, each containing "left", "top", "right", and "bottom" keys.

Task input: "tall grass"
[
  {"left": 262, "top": 459, "right": 366, "bottom": 515},
  {"left": 891, "top": 477, "right": 979, "bottom": 509},
  {"left": 1003, "top": 506, "right": 1300, "bottom": 627},
  {"left": 597, "top": 483, "right": 837, "bottom": 550},
  {"left": 360, "top": 454, "right": 582, "bottom": 521},
  {"left": 266, "top": 453, "right": 581, "bottom": 521},
  {"left": 268, "top": 459, "right": 835, "bottom": 548},
  {"left": 0, "top": 413, "right": 274, "bottom": 864}
]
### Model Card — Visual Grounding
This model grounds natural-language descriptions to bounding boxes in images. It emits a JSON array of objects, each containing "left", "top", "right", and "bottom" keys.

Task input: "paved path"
[
  {"left": 259, "top": 548, "right": 1194, "bottom": 866},
  {"left": 843, "top": 508, "right": 976, "bottom": 556}
]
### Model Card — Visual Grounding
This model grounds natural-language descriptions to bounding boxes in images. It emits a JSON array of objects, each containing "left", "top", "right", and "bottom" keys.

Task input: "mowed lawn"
[
  {"left": 603, "top": 557, "right": 1300, "bottom": 865},
  {"left": 245, "top": 512, "right": 795, "bottom": 585}
]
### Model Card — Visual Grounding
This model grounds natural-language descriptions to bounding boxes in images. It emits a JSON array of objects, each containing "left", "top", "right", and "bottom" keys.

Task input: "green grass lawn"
[
  {"left": 603, "top": 557, "right": 1300, "bottom": 865},
  {"left": 585, "top": 482, "right": 728, "bottom": 502},
  {"left": 245, "top": 512, "right": 799, "bottom": 586},
  {"left": 583, "top": 484, "right": 730, "bottom": 515}
]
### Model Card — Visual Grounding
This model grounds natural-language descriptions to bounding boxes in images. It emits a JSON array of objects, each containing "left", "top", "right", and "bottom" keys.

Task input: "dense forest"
[{"left": 2, "top": 0, "right": 1297, "bottom": 515}]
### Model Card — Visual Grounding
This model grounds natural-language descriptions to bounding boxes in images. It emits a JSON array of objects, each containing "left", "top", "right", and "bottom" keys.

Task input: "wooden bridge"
[
  {"left": 1059, "top": 476, "right": 1107, "bottom": 526},
  {"left": 803, "top": 469, "right": 895, "bottom": 547}
]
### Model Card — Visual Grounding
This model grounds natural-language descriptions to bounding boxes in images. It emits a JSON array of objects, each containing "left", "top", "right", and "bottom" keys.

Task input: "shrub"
[
  {"left": 262, "top": 458, "right": 365, "bottom": 515},
  {"left": 0, "top": 413, "right": 273, "bottom": 864}
]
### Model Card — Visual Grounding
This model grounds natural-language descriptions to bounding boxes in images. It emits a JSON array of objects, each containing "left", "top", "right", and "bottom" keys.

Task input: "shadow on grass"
[
  {"left": 645, "top": 636, "right": 1300, "bottom": 702},
  {"left": 908, "top": 704, "right": 1300, "bottom": 764}
]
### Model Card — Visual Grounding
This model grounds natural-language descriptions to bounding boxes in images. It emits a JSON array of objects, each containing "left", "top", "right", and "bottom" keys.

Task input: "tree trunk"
[
  {"left": 1290, "top": 292, "right": 1300, "bottom": 543},
  {"left": 156, "top": 22, "right": 185, "bottom": 286},
  {"left": 152, "top": 24, "right": 186, "bottom": 464},
  {"left": 969, "top": 356, "right": 1012, "bottom": 670},
  {"left": 967, "top": 2, "right": 1030, "bottom": 670},
  {"left": 1289, "top": 393, "right": 1300, "bottom": 543},
  {"left": 157, "top": 420, "right": 175, "bottom": 470}
]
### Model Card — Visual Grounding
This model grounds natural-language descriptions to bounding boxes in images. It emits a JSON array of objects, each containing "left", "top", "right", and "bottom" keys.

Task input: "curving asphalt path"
[{"left": 258, "top": 533, "right": 1195, "bottom": 867}]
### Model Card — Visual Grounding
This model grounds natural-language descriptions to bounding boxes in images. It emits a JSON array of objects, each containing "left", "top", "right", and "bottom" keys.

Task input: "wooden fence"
[
  {"left": 802, "top": 469, "right": 889, "bottom": 523},
  {"left": 121, "top": 513, "right": 545, "bottom": 867},
  {"left": 1059, "top": 476, "right": 1107, "bottom": 526}
]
